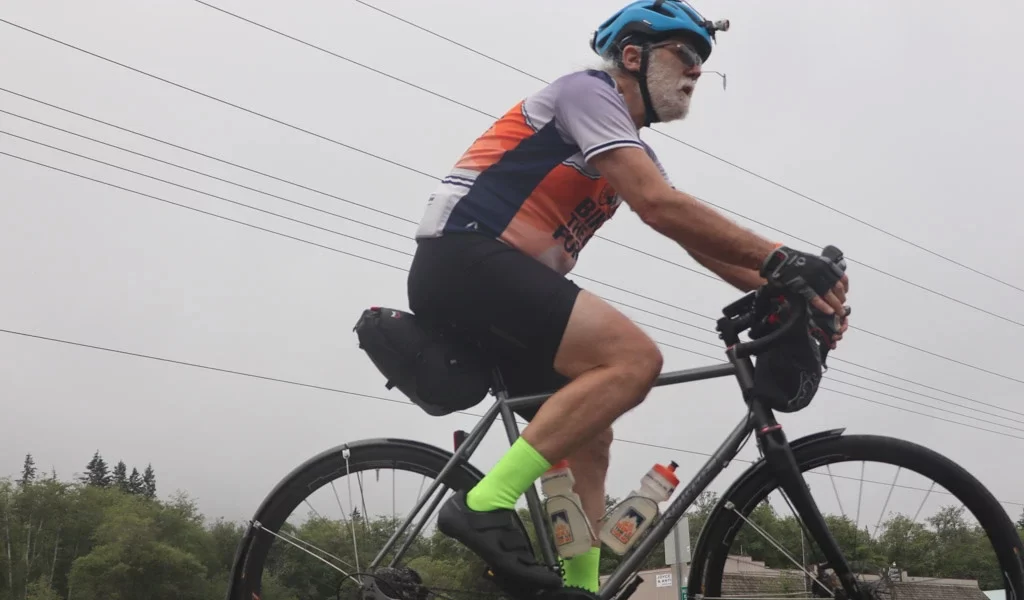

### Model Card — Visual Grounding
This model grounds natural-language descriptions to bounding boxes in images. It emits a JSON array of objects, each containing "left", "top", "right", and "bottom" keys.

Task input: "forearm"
[
  {"left": 586, "top": 147, "right": 776, "bottom": 269},
  {"left": 688, "top": 249, "right": 765, "bottom": 292},
  {"left": 643, "top": 190, "right": 777, "bottom": 270}
]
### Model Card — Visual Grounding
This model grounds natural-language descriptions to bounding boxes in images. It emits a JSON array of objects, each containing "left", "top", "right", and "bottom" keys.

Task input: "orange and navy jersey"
[{"left": 415, "top": 69, "right": 671, "bottom": 275}]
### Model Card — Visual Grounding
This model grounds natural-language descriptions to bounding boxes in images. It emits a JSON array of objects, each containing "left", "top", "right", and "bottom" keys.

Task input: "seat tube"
[{"left": 496, "top": 388, "right": 559, "bottom": 570}]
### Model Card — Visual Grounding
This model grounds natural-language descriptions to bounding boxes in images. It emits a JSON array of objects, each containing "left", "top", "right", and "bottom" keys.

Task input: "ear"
[{"left": 619, "top": 43, "right": 644, "bottom": 74}]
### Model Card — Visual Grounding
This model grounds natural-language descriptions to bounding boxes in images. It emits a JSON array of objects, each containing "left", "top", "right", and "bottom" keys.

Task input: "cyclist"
[{"left": 407, "top": 0, "right": 849, "bottom": 593}]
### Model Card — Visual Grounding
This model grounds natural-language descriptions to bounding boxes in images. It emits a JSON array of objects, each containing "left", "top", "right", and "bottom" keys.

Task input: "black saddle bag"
[
  {"left": 748, "top": 293, "right": 828, "bottom": 413},
  {"left": 352, "top": 306, "right": 493, "bottom": 416}
]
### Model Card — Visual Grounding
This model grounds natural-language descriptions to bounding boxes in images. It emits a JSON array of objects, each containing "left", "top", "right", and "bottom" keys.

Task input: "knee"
[{"left": 612, "top": 336, "right": 663, "bottom": 404}]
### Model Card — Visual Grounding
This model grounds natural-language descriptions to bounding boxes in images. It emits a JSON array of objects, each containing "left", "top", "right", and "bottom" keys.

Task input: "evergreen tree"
[
  {"left": 128, "top": 467, "right": 144, "bottom": 495},
  {"left": 142, "top": 463, "right": 157, "bottom": 500},
  {"left": 112, "top": 461, "right": 129, "bottom": 493},
  {"left": 18, "top": 453, "right": 36, "bottom": 486},
  {"left": 81, "top": 450, "right": 111, "bottom": 487}
]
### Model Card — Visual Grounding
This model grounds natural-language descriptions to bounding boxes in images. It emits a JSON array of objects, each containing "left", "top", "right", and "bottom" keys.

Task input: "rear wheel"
[
  {"left": 688, "top": 434, "right": 1024, "bottom": 600},
  {"left": 225, "top": 438, "right": 491, "bottom": 599}
]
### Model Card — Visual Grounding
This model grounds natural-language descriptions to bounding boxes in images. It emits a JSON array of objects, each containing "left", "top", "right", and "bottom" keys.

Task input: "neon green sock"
[
  {"left": 466, "top": 437, "right": 552, "bottom": 512},
  {"left": 562, "top": 546, "right": 601, "bottom": 592}
]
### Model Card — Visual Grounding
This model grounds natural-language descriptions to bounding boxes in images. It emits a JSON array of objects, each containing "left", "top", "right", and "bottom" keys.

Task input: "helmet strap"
[
  {"left": 636, "top": 46, "right": 661, "bottom": 127},
  {"left": 618, "top": 43, "right": 659, "bottom": 129}
]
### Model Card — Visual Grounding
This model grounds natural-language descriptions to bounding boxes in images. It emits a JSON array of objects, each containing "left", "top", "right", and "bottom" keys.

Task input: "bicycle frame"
[{"left": 368, "top": 290, "right": 862, "bottom": 600}]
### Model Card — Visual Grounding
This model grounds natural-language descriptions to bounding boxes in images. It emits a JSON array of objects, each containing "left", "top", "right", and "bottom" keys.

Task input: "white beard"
[{"left": 645, "top": 55, "right": 697, "bottom": 122}]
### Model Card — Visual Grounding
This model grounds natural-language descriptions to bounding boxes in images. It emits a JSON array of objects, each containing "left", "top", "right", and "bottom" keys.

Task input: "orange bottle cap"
[{"left": 654, "top": 461, "right": 680, "bottom": 487}]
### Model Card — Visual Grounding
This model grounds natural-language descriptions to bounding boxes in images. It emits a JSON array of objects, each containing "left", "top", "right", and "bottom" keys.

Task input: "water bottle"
[
  {"left": 599, "top": 460, "right": 680, "bottom": 554},
  {"left": 541, "top": 460, "right": 594, "bottom": 558}
]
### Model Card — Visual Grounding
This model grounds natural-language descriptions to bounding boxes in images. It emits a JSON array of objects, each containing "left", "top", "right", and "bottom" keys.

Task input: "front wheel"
[{"left": 688, "top": 434, "right": 1024, "bottom": 600}]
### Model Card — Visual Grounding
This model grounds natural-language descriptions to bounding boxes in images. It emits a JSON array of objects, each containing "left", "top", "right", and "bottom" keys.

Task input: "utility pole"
[{"left": 665, "top": 516, "right": 691, "bottom": 600}]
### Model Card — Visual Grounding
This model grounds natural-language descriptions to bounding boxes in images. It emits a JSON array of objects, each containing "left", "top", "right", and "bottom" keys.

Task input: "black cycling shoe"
[{"left": 437, "top": 491, "right": 563, "bottom": 593}]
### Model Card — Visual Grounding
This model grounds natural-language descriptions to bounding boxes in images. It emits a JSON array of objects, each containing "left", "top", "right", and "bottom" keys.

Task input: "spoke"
[
  {"left": 855, "top": 462, "right": 864, "bottom": 534},
  {"left": 911, "top": 481, "right": 935, "bottom": 522},
  {"left": 871, "top": 467, "right": 901, "bottom": 539},
  {"left": 824, "top": 465, "right": 847, "bottom": 520},
  {"left": 773, "top": 488, "right": 813, "bottom": 595},
  {"left": 357, "top": 470, "right": 370, "bottom": 532},
  {"left": 253, "top": 520, "right": 360, "bottom": 586},
  {"left": 267, "top": 521, "right": 358, "bottom": 571},
  {"left": 343, "top": 448, "right": 362, "bottom": 575},
  {"left": 303, "top": 498, "right": 324, "bottom": 521},
  {"left": 726, "top": 502, "right": 835, "bottom": 598}
]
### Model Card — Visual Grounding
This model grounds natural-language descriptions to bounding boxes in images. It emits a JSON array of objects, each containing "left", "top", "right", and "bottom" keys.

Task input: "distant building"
[{"left": 602, "top": 554, "right": 993, "bottom": 600}]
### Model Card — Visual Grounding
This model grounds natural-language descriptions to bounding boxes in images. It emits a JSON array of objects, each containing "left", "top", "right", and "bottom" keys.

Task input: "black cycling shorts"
[{"left": 407, "top": 232, "right": 580, "bottom": 420}]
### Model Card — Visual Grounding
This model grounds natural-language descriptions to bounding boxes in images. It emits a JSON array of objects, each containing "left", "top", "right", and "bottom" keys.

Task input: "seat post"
[{"left": 489, "top": 366, "right": 509, "bottom": 399}]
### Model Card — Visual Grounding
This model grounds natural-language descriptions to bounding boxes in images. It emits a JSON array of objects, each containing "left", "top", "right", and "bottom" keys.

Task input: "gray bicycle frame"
[{"left": 367, "top": 360, "right": 758, "bottom": 599}]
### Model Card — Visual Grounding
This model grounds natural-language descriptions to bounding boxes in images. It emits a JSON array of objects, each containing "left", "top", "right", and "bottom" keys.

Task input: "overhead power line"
[
  {"left": 1, "top": 129, "right": 414, "bottom": 259},
  {"left": 5, "top": 16, "right": 1022, "bottom": 333},
  {"left": 4, "top": 107, "right": 1021, "bottom": 415},
  {"left": 0, "top": 150, "right": 410, "bottom": 272},
  {"left": 0, "top": 110, "right": 412, "bottom": 244},
  {"left": 349, "top": 0, "right": 1024, "bottom": 297},
  {"left": 0, "top": 87, "right": 418, "bottom": 227},
  {"left": 4, "top": 149, "right": 1021, "bottom": 434},
  {"left": 635, "top": 318, "right": 1024, "bottom": 426},
  {"left": 4, "top": 323, "right": 1019, "bottom": 510},
  {"left": 642, "top": 330, "right": 1024, "bottom": 439}
]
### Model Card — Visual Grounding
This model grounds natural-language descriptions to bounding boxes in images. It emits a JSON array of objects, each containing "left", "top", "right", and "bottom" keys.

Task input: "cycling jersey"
[{"left": 415, "top": 69, "right": 671, "bottom": 275}]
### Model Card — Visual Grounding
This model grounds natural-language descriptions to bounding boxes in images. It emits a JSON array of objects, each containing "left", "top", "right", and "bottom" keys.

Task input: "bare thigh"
[
  {"left": 520, "top": 290, "right": 663, "bottom": 460},
  {"left": 553, "top": 290, "right": 664, "bottom": 380}
]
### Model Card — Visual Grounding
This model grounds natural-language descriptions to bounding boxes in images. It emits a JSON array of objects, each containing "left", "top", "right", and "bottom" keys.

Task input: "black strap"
[{"left": 633, "top": 46, "right": 661, "bottom": 127}]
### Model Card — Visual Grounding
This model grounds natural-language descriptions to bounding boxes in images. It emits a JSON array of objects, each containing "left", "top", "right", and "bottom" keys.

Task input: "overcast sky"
[{"left": 2, "top": 0, "right": 1023, "bottom": 530}]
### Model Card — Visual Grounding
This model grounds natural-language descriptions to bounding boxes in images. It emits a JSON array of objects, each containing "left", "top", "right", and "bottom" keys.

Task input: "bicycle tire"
[
  {"left": 224, "top": 437, "right": 486, "bottom": 600},
  {"left": 688, "top": 433, "right": 1024, "bottom": 600}
]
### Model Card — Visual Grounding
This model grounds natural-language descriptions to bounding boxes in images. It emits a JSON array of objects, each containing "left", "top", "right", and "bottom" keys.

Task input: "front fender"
[{"left": 686, "top": 427, "right": 845, "bottom": 594}]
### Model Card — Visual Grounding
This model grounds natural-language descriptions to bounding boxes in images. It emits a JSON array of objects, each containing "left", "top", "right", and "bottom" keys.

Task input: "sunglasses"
[{"left": 650, "top": 41, "right": 703, "bottom": 70}]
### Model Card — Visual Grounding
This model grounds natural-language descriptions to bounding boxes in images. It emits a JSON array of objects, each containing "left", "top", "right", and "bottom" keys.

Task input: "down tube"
[{"left": 598, "top": 413, "right": 754, "bottom": 598}]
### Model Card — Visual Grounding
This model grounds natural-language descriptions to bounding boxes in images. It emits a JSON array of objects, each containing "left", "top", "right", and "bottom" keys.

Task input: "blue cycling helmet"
[
  {"left": 590, "top": 0, "right": 725, "bottom": 61},
  {"left": 589, "top": 0, "right": 729, "bottom": 126}
]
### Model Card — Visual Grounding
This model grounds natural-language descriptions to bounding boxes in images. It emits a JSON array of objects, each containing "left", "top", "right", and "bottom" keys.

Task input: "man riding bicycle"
[{"left": 406, "top": 0, "right": 850, "bottom": 594}]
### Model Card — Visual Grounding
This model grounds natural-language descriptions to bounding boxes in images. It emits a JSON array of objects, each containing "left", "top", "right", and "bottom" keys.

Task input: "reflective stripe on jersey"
[{"left": 415, "top": 69, "right": 670, "bottom": 275}]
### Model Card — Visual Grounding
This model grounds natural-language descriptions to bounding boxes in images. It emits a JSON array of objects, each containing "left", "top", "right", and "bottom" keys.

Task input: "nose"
[{"left": 687, "top": 63, "right": 702, "bottom": 78}]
